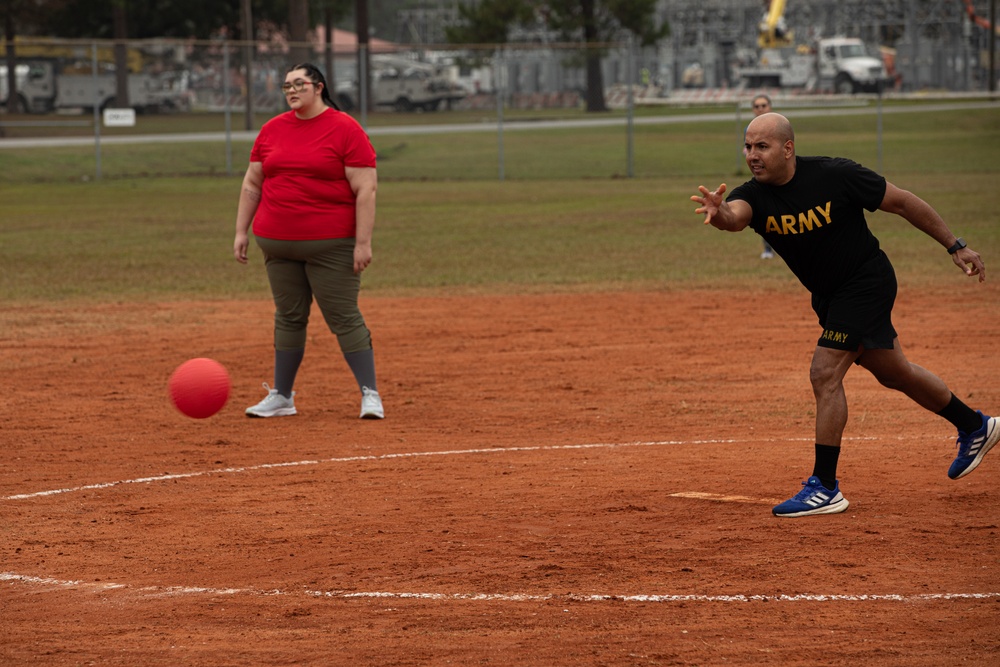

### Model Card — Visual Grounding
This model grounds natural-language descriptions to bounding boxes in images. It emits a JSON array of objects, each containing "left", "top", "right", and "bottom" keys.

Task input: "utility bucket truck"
[
  {"left": 735, "top": 37, "right": 893, "bottom": 93},
  {"left": 334, "top": 55, "right": 467, "bottom": 112},
  {"left": 1, "top": 59, "right": 187, "bottom": 113},
  {"left": 736, "top": 1, "right": 892, "bottom": 93}
]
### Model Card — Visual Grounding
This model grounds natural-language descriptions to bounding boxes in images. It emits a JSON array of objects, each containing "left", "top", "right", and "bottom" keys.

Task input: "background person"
[
  {"left": 692, "top": 112, "right": 996, "bottom": 517},
  {"left": 233, "top": 62, "right": 384, "bottom": 420}
]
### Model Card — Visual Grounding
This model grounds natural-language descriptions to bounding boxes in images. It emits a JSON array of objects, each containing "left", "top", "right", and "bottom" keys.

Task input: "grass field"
[
  {"left": 3, "top": 103, "right": 1000, "bottom": 181},
  {"left": 1, "top": 103, "right": 999, "bottom": 302}
]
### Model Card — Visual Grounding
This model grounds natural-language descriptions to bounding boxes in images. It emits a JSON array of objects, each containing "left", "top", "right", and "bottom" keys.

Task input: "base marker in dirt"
[{"left": 668, "top": 491, "right": 783, "bottom": 505}]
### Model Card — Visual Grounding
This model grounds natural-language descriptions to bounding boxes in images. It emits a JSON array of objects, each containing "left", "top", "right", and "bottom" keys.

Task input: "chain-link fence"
[
  {"left": 0, "top": 36, "right": 658, "bottom": 120},
  {"left": 2, "top": 4, "right": 997, "bottom": 123},
  {"left": 1, "top": 27, "right": 997, "bottom": 183},
  {"left": 0, "top": 36, "right": 661, "bottom": 182}
]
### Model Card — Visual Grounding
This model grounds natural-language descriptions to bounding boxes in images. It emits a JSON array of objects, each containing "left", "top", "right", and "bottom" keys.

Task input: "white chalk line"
[
  {"left": 5, "top": 434, "right": 991, "bottom": 610},
  {"left": 3, "top": 436, "right": 888, "bottom": 502},
  {"left": 3, "top": 573, "right": 997, "bottom": 605}
]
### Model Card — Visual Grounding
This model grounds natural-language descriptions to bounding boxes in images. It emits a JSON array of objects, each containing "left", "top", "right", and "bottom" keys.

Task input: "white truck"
[
  {"left": 736, "top": 37, "right": 893, "bottom": 94},
  {"left": 0, "top": 59, "right": 188, "bottom": 114},
  {"left": 334, "top": 55, "right": 468, "bottom": 112}
]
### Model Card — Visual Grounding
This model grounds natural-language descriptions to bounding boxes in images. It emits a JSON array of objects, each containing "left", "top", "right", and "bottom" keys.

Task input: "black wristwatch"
[{"left": 947, "top": 238, "right": 967, "bottom": 255}]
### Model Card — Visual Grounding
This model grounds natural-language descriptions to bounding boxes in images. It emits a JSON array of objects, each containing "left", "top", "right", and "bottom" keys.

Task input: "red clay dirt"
[{"left": 2, "top": 288, "right": 999, "bottom": 666}]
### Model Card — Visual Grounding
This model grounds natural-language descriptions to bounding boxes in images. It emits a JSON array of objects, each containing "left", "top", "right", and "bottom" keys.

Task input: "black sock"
[
  {"left": 274, "top": 348, "right": 305, "bottom": 398},
  {"left": 812, "top": 444, "right": 841, "bottom": 491},
  {"left": 936, "top": 393, "right": 983, "bottom": 434},
  {"left": 344, "top": 348, "right": 377, "bottom": 392}
]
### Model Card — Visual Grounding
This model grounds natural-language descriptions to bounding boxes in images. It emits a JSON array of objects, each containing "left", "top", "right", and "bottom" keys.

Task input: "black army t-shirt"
[{"left": 728, "top": 156, "right": 887, "bottom": 296}]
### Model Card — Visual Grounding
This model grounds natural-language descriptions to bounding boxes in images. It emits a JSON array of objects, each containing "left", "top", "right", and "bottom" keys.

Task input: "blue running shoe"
[
  {"left": 948, "top": 411, "right": 999, "bottom": 480},
  {"left": 772, "top": 476, "right": 849, "bottom": 518}
]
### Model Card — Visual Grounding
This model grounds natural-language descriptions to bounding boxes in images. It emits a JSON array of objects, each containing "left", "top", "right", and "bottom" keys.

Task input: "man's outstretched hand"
[{"left": 691, "top": 183, "right": 727, "bottom": 225}]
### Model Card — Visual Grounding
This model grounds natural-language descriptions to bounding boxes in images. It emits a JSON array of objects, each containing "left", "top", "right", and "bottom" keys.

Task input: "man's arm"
[
  {"left": 880, "top": 182, "right": 985, "bottom": 282},
  {"left": 690, "top": 183, "right": 753, "bottom": 231}
]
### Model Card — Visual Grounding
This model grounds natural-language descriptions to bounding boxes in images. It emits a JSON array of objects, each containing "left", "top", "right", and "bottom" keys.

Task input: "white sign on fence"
[{"left": 103, "top": 108, "right": 136, "bottom": 127}]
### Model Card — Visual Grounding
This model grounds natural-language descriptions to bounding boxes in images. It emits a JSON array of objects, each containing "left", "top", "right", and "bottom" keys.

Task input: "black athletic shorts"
[{"left": 811, "top": 250, "right": 898, "bottom": 352}]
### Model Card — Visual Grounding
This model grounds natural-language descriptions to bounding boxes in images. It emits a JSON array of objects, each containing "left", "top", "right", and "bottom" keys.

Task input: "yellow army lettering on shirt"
[
  {"left": 764, "top": 201, "right": 832, "bottom": 235},
  {"left": 822, "top": 329, "right": 850, "bottom": 344}
]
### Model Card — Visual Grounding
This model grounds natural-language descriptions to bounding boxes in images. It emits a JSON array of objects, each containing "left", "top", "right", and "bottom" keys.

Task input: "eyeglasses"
[{"left": 282, "top": 80, "right": 314, "bottom": 94}]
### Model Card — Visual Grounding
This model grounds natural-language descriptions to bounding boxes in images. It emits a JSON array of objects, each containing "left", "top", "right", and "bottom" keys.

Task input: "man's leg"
[
  {"left": 810, "top": 345, "right": 861, "bottom": 447},
  {"left": 771, "top": 345, "right": 858, "bottom": 518},
  {"left": 858, "top": 338, "right": 997, "bottom": 479},
  {"left": 856, "top": 338, "right": 952, "bottom": 412}
]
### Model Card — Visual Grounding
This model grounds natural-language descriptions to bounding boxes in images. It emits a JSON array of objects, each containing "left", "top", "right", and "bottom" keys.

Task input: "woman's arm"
[
  {"left": 233, "top": 161, "right": 264, "bottom": 264},
  {"left": 346, "top": 166, "right": 378, "bottom": 274}
]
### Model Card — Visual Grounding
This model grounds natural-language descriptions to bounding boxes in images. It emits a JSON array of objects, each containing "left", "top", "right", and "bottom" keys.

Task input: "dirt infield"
[{"left": 3, "top": 288, "right": 999, "bottom": 666}]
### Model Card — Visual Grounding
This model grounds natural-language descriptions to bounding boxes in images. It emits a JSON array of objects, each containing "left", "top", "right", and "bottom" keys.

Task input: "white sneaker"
[
  {"left": 760, "top": 249, "right": 775, "bottom": 259},
  {"left": 245, "top": 383, "right": 297, "bottom": 418},
  {"left": 360, "top": 386, "right": 384, "bottom": 419}
]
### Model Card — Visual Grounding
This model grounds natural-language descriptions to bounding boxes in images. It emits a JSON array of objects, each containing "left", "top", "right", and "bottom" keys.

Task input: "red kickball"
[{"left": 168, "top": 358, "right": 231, "bottom": 419}]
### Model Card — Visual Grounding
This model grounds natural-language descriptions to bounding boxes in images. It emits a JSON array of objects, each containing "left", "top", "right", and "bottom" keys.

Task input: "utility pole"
[
  {"left": 112, "top": 1, "right": 129, "bottom": 108},
  {"left": 4, "top": 10, "right": 19, "bottom": 113},
  {"left": 289, "top": 0, "right": 310, "bottom": 66},
  {"left": 356, "top": 0, "right": 371, "bottom": 114},
  {"left": 990, "top": 0, "right": 996, "bottom": 92},
  {"left": 241, "top": 0, "right": 254, "bottom": 131},
  {"left": 324, "top": 5, "right": 335, "bottom": 93}
]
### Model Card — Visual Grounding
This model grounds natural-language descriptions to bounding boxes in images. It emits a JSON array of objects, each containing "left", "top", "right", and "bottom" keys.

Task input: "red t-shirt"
[{"left": 250, "top": 108, "right": 377, "bottom": 240}]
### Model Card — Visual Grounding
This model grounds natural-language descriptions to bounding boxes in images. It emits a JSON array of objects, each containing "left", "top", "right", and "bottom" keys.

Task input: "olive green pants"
[{"left": 255, "top": 237, "right": 372, "bottom": 353}]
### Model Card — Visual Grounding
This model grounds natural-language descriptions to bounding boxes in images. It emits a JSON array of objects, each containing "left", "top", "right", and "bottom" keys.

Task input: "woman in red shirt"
[{"left": 233, "top": 63, "right": 383, "bottom": 420}]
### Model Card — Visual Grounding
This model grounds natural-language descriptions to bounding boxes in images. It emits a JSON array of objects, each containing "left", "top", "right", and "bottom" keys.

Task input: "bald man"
[{"left": 692, "top": 112, "right": 995, "bottom": 518}]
